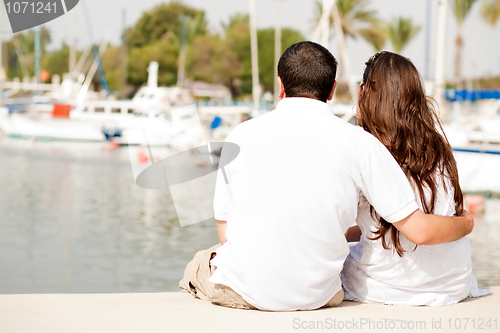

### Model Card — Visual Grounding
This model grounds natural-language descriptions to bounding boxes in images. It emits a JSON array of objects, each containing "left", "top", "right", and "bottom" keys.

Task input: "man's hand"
[{"left": 392, "top": 209, "right": 474, "bottom": 246}]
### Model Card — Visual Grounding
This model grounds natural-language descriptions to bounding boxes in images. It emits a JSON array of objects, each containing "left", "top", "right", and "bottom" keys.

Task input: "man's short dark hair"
[{"left": 278, "top": 41, "right": 338, "bottom": 102}]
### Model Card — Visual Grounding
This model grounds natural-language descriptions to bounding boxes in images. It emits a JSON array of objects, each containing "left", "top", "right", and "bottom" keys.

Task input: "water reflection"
[
  {"left": 0, "top": 138, "right": 219, "bottom": 293},
  {"left": 0, "top": 138, "right": 498, "bottom": 293},
  {"left": 468, "top": 199, "right": 500, "bottom": 289}
]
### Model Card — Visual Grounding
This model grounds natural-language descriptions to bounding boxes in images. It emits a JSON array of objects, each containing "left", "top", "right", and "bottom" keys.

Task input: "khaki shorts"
[{"left": 179, "top": 243, "right": 343, "bottom": 310}]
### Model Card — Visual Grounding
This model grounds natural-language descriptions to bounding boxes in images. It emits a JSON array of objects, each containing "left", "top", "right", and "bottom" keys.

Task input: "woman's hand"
[{"left": 345, "top": 225, "right": 362, "bottom": 242}]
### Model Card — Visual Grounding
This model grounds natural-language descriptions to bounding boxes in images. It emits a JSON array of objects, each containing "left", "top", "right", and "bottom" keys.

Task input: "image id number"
[
  {"left": 5, "top": 2, "right": 57, "bottom": 14},
  {"left": 447, "top": 318, "right": 497, "bottom": 330}
]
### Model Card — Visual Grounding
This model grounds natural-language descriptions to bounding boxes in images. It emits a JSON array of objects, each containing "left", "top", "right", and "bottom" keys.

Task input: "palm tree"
[
  {"left": 386, "top": 17, "right": 420, "bottom": 54},
  {"left": 335, "top": 0, "right": 380, "bottom": 38},
  {"left": 312, "top": 0, "right": 384, "bottom": 72},
  {"left": 452, "top": 0, "right": 478, "bottom": 81},
  {"left": 358, "top": 23, "right": 386, "bottom": 52},
  {"left": 313, "top": 0, "right": 381, "bottom": 38},
  {"left": 221, "top": 13, "right": 249, "bottom": 34},
  {"left": 481, "top": 0, "right": 500, "bottom": 26}
]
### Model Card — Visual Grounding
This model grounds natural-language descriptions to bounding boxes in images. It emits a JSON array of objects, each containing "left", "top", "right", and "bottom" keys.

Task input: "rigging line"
[{"left": 81, "top": 0, "right": 110, "bottom": 94}]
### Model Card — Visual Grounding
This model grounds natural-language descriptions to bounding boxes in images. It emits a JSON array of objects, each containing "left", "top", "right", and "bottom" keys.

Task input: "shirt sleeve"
[
  {"left": 358, "top": 137, "right": 419, "bottom": 223},
  {"left": 213, "top": 135, "right": 240, "bottom": 221},
  {"left": 213, "top": 166, "right": 230, "bottom": 221}
]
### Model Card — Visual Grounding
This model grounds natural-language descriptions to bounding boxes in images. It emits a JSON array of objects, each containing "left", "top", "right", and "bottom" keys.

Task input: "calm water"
[
  {"left": 0, "top": 138, "right": 219, "bottom": 293},
  {"left": 0, "top": 137, "right": 499, "bottom": 293}
]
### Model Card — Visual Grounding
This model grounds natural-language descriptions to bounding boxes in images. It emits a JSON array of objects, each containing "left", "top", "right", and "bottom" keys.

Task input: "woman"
[{"left": 341, "top": 51, "right": 489, "bottom": 306}]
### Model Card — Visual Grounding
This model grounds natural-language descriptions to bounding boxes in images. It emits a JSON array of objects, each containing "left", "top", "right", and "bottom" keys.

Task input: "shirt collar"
[{"left": 275, "top": 97, "right": 334, "bottom": 115}]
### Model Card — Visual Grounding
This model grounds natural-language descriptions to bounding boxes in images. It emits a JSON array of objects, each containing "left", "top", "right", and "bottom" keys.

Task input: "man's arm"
[
  {"left": 217, "top": 220, "right": 227, "bottom": 244},
  {"left": 393, "top": 209, "right": 474, "bottom": 245}
]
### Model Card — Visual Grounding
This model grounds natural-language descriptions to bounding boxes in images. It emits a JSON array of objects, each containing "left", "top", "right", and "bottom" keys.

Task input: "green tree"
[
  {"left": 335, "top": 0, "right": 380, "bottom": 37},
  {"left": 217, "top": 14, "right": 303, "bottom": 96},
  {"left": 14, "top": 26, "right": 51, "bottom": 54},
  {"left": 221, "top": 13, "right": 250, "bottom": 33},
  {"left": 42, "top": 44, "right": 122, "bottom": 91},
  {"left": 452, "top": 0, "right": 478, "bottom": 80},
  {"left": 128, "top": 39, "right": 179, "bottom": 87},
  {"left": 126, "top": 1, "right": 208, "bottom": 88},
  {"left": 5, "top": 26, "right": 51, "bottom": 79},
  {"left": 41, "top": 44, "right": 70, "bottom": 79},
  {"left": 481, "top": 0, "right": 500, "bottom": 25},
  {"left": 386, "top": 17, "right": 420, "bottom": 53},
  {"left": 127, "top": 1, "right": 207, "bottom": 48},
  {"left": 256, "top": 28, "right": 304, "bottom": 93},
  {"left": 186, "top": 34, "right": 240, "bottom": 88},
  {"left": 223, "top": 14, "right": 252, "bottom": 95},
  {"left": 100, "top": 46, "right": 123, "bottom": 92},
  {"left": 358, "top": 23, "right": 386, "bottom": 52},
  {"left": 313, "top": 0, "right": 380, "bottom": 38},
  {"left": 313, "top": 0, "right": 383, "bottom": 74}
]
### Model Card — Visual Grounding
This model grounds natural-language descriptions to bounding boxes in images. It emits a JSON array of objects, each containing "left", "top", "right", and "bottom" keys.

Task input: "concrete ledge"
[{"left": 0, "top": 287, "right": 498, "bottom": 333}]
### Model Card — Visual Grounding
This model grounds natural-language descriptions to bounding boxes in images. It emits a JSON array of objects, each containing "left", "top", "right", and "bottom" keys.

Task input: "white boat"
[
  {"left": 0, "top": 113, "right": 105, "bottom": 142},
  {"left": 0, "top": 62, "right": 251, "bottom": 147},
  {"left": 443, "top": 98, "right": 500, "bottom": 193}
]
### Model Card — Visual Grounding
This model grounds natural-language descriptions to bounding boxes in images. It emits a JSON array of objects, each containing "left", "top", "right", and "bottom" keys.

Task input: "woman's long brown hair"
[{"left": 357, "top": 52, "right": 464, "bottom": 256}]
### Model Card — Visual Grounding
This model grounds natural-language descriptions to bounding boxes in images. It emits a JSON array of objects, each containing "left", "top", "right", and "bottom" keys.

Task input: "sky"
[{"left": 1, "top": 0, "right": 500, "bottom": 82}]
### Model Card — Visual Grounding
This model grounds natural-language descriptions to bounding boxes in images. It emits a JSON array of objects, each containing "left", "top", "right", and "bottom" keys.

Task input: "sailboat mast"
[
  {"left": 331, "top": 0, "right": 357, "bottom": 101},
  {"left": 249, "top": 0, "right": 260, "bottom": 111},
  {"left": 274, "top": 0, "right": 281, "bottom": 106},
  {"left": 0, "top": 7, "right": 2, "bottom": 79},
  {"left": 434, "top": 0, "right": 449, "bottom": 120},
  {"left": 314, "top": 0, "right": 357, "bottom": 103},
  {"left": 0, "top": 8, "right": 2, "bottom": 81},
  {"left": 313, "top": 0, "right": 333, "bottom": 46},
  {"left": 177, "top": 15, "right": 188, "bottom": 88},
  {"left": 424, "top": 0, "right": 432, "bottom": 80},
  {"left": 321, "top": 0, "right": 331, "bottom": 47},
  {"left": 0, "top": 7, "right": 3, "bottom": 105},
  {"left": 34, "top": 26, "right": 40, "bottom": 84},
  {"left": 121, "top": 8, "right": 128, "bottom": 97},
  {"left": 70, "top": 7, "right": 77, "bottom": 73}
]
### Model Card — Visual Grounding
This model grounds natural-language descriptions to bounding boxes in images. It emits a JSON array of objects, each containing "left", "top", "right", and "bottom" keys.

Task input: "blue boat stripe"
[{"left": 453, "top": 148, "right": 500, "bottom": 155}]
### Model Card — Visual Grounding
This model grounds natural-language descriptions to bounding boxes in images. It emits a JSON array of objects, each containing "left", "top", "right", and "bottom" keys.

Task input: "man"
[{"left": 181, "top": 41, "right": 473, "bottom": 311}]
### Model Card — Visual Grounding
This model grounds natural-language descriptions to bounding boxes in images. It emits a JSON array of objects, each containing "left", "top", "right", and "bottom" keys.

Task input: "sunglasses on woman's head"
[{"left": 361, "top": 51, "right": 390, "bottom": 87}]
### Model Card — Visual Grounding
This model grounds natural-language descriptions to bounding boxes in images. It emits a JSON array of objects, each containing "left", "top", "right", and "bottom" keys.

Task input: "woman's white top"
[{"left": 342, "top": 175, "right": 491, "bottom": 306}]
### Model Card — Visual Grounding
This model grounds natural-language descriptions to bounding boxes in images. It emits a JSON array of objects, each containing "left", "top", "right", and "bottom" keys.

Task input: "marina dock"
[{"left": 0, "top": 287, "right": 498, "bottom": 333}]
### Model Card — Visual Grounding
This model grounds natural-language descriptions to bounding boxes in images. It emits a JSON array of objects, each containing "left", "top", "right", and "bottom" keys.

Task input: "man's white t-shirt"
[
  {"left": 342, "top": 176, "right": 490, "bottom": 306},
  {"left": 209, "top": 97, "right": 419, "bottom": 311}
]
